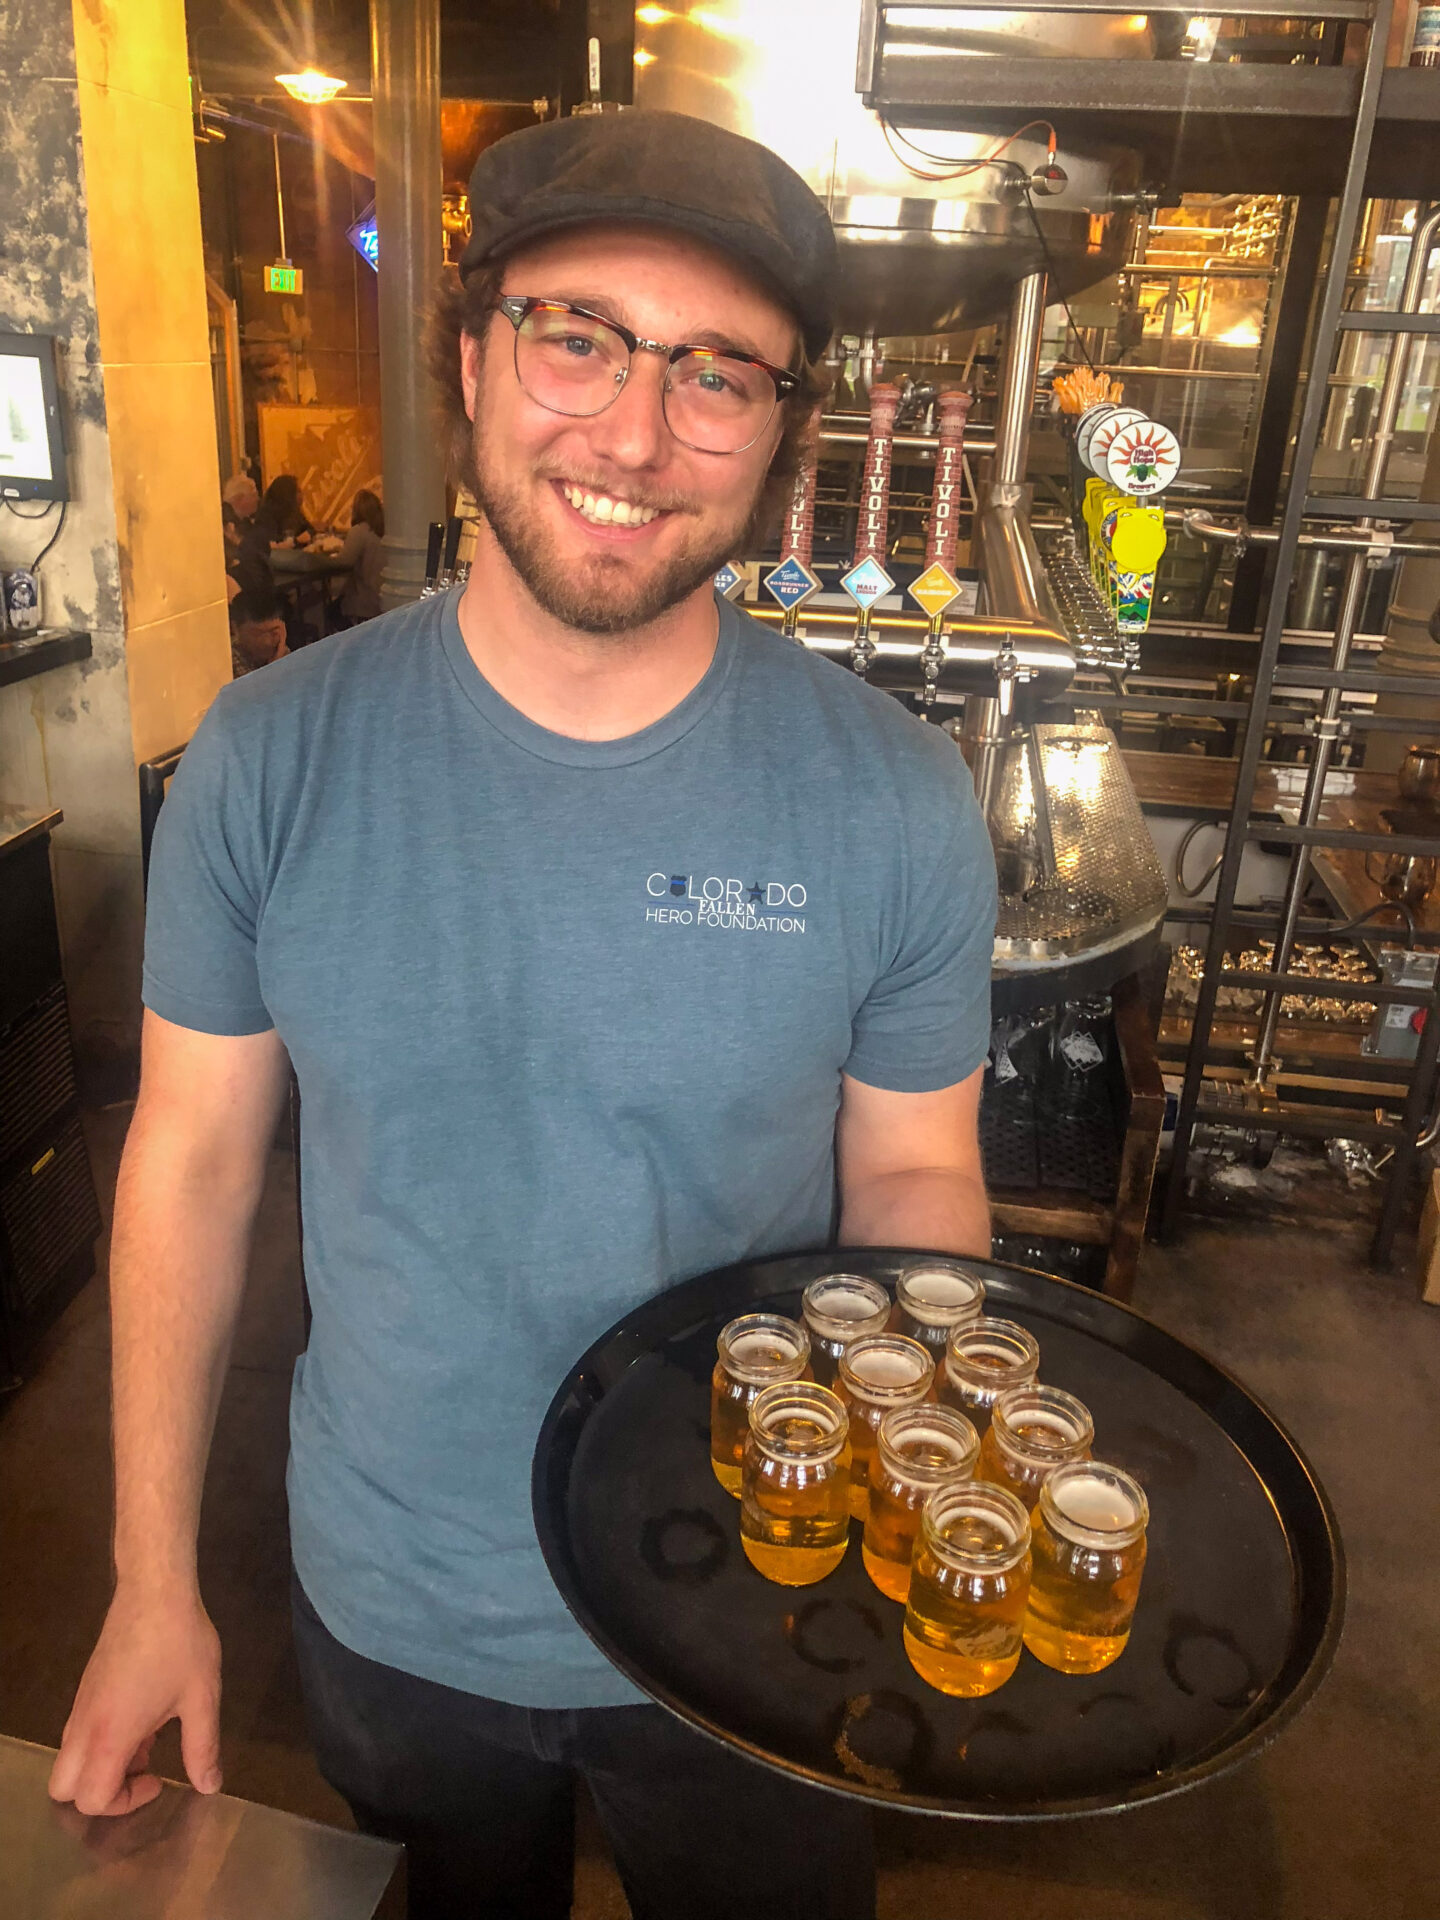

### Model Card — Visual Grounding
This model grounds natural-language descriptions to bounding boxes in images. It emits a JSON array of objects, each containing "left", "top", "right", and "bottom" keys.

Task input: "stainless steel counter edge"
[{"left": 0, "top": 803, "right": 63, "bottom": 859}]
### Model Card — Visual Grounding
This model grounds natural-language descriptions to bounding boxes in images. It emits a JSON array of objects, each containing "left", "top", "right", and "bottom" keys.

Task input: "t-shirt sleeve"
[
  {"left": 141, "top": 696, "right": 275, "bottom": 1036},
  {"left": 843, "top": 762, "right": 997, "bottom": 1094}
]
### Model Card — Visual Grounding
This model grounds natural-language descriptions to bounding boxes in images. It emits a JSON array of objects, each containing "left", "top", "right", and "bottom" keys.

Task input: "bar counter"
[
  {"left": 0, "top": 1734, "right": 404, "bottom": 1919},
  {"left": 1123, "top": 748, "right": 1440, "bottom": 933}
]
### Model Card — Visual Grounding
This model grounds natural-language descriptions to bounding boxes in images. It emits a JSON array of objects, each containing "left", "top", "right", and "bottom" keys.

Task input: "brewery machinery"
[{"left": 633, "top": 0, "right": 1170, "bottom": 1008}]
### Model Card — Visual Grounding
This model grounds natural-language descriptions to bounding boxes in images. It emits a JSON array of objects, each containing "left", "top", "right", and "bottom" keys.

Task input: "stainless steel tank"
[{"left": 631, "top": 0, "right": 1143, "bottom": 337}]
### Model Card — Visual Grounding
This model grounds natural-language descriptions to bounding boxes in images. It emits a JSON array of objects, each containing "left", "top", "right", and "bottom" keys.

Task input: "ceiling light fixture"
[{"left": 276, "top": 68, "right": 348, "bottom": 105}]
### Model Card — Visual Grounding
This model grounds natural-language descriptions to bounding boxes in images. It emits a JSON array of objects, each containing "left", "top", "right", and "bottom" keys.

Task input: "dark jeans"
[{"left": 291, "top": 1576, "right": 876, "bottom": 1920}]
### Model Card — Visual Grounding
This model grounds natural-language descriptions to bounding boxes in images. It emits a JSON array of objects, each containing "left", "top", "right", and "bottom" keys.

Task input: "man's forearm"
[
  {"left": 838, "top": 1166, "right": 991, "bottom": 1258},
  {"left": 109, "top": 1114, "right": 264, "bottom": 1596}
]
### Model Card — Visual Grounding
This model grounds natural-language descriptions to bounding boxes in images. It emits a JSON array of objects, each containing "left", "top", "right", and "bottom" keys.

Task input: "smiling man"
[{"left": 49, "top": 112, "right": 996, "bottom": 1919}]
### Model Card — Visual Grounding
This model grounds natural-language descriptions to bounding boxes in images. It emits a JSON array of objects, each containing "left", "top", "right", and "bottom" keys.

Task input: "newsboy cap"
[{"left": 459, "top": 110, "right": 838, "bottom": 360}]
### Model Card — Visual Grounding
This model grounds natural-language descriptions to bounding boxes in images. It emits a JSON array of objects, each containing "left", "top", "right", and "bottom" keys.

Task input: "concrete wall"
[{"left": 0, "top": 0, "right": 230, "bottom": 1084}]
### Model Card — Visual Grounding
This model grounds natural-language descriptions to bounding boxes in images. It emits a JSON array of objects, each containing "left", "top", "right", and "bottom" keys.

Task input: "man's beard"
[{"left": 467, "top": 437, "right": 766, "bottom": 637}]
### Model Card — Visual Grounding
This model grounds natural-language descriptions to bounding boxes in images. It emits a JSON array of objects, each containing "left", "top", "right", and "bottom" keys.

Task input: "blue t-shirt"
[{"left": 143, "top": 590, "right": 997, "bottom": 1706}]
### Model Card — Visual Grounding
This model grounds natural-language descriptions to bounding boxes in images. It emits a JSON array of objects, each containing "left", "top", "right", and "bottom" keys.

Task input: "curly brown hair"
[{"left": 428, "top": 259, "right": 831, "bottom": 544}]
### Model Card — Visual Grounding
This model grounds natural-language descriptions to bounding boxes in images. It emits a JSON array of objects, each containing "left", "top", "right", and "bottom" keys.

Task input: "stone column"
[
  {"left": 0, "top": 0, "right": 230, "bottom": 1080},
  {"left": 370, "top": 0, "right": 445, "bottom": 607}
]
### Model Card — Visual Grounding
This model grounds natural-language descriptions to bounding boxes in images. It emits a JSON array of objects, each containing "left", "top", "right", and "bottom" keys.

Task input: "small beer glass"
[
  {"left": 710, "top": 1313, "right": 811, "bottom": 1497},
  {"left": 801, "top": 1273, "right": 891, "bottom": 1387},
  {"left": 937, "top": 1318, "right": 1040, "bottom": 1434},
  {"left": 835, "top": 1334, "right": 935, "bottom": 1521},
  {"left": 890, "top": 1260, "right": 986, "bottom": 1362},
  {"left": 740, "top": 1382, "right": 852, "bottom": 1586},
  {"left": 978, "top": 1384, "right": 1094, "bottom": 1512},
  {"left": 862, "top": 1404, "right": 980, "bottom": 1604},
  {"left": 903, "top": 1481, "right": 1032, "bottom": 1696},
  {"left": 1024, "top": 1459, "right": 1149, "bottom": 1674}
]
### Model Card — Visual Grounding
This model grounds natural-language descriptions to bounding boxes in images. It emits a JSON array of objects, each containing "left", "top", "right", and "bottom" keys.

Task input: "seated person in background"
[
  {"left": 337, "top": 488, "right": 385, "bottom": 626},
  {"left": 253, "top": 474, "right": 315, "bottom": 550},
  {"left": 221, "top": 473, "right": 259, "bottom": 560},
  {"left": 222, "top": 474, "right": 260, "bottom": 602},
  {"left": 228, "top": 584, "right": 288, "bottom": 678}
]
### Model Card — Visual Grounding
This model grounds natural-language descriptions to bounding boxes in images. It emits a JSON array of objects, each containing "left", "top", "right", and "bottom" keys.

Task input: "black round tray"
[{"left": 532, "top": 1250, "right": 1343, "bottom": 1819}]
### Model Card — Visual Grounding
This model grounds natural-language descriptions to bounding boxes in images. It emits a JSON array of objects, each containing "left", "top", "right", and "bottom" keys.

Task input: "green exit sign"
[{"left": 265, "top": 263, "right": 303, "bottom": 294}]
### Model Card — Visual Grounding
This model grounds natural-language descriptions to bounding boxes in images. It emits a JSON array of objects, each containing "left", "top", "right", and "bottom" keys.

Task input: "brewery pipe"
[
  {"left": 819, "top": 415, "right": 996, "bottom": 456},
  {"left": 978, "top": 488, "right": 1067, "bottom": 634},
  {"left": 994, "top": 272, "right": 1048, "bottom": 490},
  {"left": 1179, "top": 506, "right": 1440, "bottom": 560}
]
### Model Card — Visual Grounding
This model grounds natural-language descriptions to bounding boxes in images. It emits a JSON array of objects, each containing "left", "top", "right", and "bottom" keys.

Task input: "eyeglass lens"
[{"left": 514, "top": 305, "right": 778, "bottom": 454}]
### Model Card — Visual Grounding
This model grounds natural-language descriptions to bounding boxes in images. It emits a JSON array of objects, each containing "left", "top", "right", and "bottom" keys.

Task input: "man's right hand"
[{"left": 47, "top": 1588, "right": 223, "bottom": 1816}]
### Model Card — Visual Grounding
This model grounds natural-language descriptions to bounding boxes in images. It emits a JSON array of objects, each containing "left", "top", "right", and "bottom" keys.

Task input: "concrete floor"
[{"left": 3, "top": 1107, "right": 1438, "bottom": 1919}]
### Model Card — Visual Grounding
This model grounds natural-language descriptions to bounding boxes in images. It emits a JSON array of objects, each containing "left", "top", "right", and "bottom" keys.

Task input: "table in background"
[
  {"left": 0, "top": 1735, "right": 403, "bottom": 1920},
  {"left": 269, "top": 547, "right": 352, "bottom": 646}
]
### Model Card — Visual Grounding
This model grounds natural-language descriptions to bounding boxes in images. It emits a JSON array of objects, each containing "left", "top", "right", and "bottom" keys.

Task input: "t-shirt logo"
[{"left": 645, "top": 870, "right": 808, "bottom": 935}]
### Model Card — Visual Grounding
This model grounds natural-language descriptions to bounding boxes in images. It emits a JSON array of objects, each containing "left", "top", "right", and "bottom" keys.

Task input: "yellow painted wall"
[{"left": 72, "top": 0, "right": 232, "bottom": 766}]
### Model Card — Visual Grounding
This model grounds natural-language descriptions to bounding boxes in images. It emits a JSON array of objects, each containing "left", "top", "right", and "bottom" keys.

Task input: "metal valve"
[
  {"left": 850, "top": 632, "right": 877, "bottom": 678},
  {"left": 994, "top": 641, "right": 1022, "bottom": 719},
  {"left": 919, "top": 636, "right": 946, "bottom": 705}
]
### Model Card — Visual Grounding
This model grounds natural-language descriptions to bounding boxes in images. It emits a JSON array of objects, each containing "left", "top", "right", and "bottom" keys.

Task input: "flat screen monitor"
[{"left": 0, "top": 333, "right": 68, "bottom": 503}]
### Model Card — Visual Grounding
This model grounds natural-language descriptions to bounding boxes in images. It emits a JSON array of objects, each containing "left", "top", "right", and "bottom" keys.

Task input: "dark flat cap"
[{"left": 459, "top": 110, "right": 838, "bottom": 360}]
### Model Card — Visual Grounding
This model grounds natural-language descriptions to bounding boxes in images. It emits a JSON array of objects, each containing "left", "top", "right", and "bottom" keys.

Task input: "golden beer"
[
  {"left": 1024, "top": 1460, "right": 1149, "bottom": 1674},
  {"left": 739, "top": 1382, "right": 852, "bottom": 1586},
  {"left": 977, "top": 1384, "right": 1094, "bottom": 1513},
  {"left": 835, "top": 1335, "right": 935, "bottom": 1522},
  {"left": 937, "top": 1317, "right": 1040, "bottom": 1433},
  {"left": 801, "top": 1273, "right": 891, "bottom": 1387},
  {"left": 890, "top": 1260, "right": 985, "bottom": 1363},
  {"left": 861, "top": 1404, "right": 979, "bottom": 1604},
  {"left": 709, "top": 1313, "right": 810, "bottom": 1496},
  {"left": 903, "top": 1481, "right": 1032, "bottom": 1696}
]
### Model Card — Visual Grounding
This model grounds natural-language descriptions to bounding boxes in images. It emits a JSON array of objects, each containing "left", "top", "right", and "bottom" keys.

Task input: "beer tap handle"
[
  {"left": 781, "top": 460, "right": 817, "bottom": 569},
  {"left": 853, "top": 383, "right": 900, "bottom": 566},
  {"left": 838, "top": 384, "right": 900, "bottom": 674},
  {"left": 764, "top": 458, "right": 822, "bottom": 639},
  {"left": 440, "top": 516, "right": 463, "bottom": 587},
  {"left": 925, "top": 389, "right": 971, "bottom": 572},
  {"left": 423, "top": 521, "right": 444, "bottom": 595},
  {"left": 909, "top": 389, "right": 970, "bottom": 711}
]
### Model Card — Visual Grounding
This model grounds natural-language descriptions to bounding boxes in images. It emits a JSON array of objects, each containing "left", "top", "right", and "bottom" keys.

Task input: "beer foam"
[
  {"left": 821, "top": 1282, "right": 886, "bottom": 1322},
  {"left": 731, "top": 1332, "right": 796, "bottom": 1370},
  {"left": 897, "top": 1423, "right": 972, "bottom": 1468},
  {"left": 853, "top": 1348, "right": 927, "bottom": 1388},
  {"left": 1054, "top": 1473, "right": 1140, "bottom": 1533},
  {"left": 903, "top": 1267, "right": 982, "bottom": 1317}
]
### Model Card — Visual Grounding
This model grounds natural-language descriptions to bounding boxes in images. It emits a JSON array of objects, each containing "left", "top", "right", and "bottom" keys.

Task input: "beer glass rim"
[
  {"left": 1039, "top": 1459, "right": 1149, "bottom": 1547},
  {"left": 991, "top": 1383, "right": 1095, "bottom": 1461},
  {"left": 895, "top": 1261, "right": 986, "bottom": 1325},
  {"left": 748, "top": 1380, "right": 849, "bottom": 1462},
  {"left": 801, "top": 1273, "right": 891, "bottom": 1338},
  {"left": 717, "top": 1312, "right": 811, "bottom": 1385},
  {"left": 944, "top": 1316, "right": 1041, "bottom": 1378},
  {"left": 921, "top": 1479, "right": 1031, "bottom": 1571},
  {"left": 876, "top": 1404, "right": 980, "bottom": 1484},
  {"left": 838, "top": 1333, "right": 936, "bottom": 1403}
]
